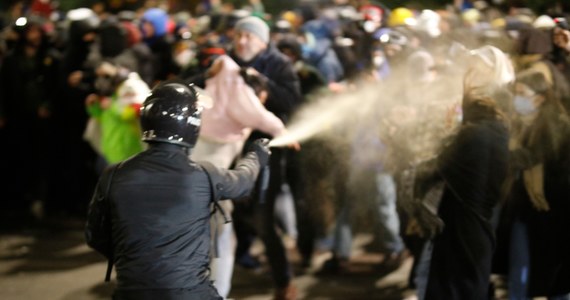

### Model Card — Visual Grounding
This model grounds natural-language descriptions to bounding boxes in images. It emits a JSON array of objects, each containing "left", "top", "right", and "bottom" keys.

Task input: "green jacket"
[{"left": 87, "top": 94, "right": 144, "bottom": 164}]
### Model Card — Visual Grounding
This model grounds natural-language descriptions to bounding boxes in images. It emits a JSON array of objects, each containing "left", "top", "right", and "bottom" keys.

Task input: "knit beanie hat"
[{"left": 235, "top": 16, "right": 269, "bottom": 44}]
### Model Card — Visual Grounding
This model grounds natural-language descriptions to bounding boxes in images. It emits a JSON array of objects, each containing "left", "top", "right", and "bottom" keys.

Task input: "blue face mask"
[
  {"left": 301, "top": 43, "right": 312, "bottom": 59},
  {"left": 513, "top": 95, "right": 536, "bottom": 115}
]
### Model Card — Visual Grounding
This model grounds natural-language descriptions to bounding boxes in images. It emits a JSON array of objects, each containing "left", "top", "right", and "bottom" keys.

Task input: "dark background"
[{"left": 1, "top": 0, "right": 569, "bottom": 16}]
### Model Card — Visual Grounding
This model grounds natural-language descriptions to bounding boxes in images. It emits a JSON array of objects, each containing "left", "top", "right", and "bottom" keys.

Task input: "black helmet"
[{"left": 140, "top": 83, "right": 202, "bottom": 148}]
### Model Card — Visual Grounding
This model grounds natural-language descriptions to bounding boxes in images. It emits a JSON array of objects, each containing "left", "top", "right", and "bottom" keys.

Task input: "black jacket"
[
  {"left": 85, "top": 143, "right": 261, "bottom": 299},
  {"left": 426, "top": 116, "right": 509, "bottom": 300},
  {"left": 231, "top": 45, "right": 302, "bottom": 123}
]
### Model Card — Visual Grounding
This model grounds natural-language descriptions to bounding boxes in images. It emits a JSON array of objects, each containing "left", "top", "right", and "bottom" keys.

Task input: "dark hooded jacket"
[
  {"left": 425, "top": 101, "right": 509, "bottom": 300},
  {"left": 0, "top": 18, "right": 59, "bottom": 120},
  {"left": 58, "top": 17, "right": 99, "bottom": 140}
]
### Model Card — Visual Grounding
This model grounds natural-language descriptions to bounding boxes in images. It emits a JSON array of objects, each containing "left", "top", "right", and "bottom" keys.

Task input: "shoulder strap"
[
  {"left": 103, "top": 162, "right": 121, "bottom": 282},
  {"left": 198, "top": 161, "right": 231, "bottom": 224},
  {"left": 197, "top": 161, "right": 231, "bottom": 259}
]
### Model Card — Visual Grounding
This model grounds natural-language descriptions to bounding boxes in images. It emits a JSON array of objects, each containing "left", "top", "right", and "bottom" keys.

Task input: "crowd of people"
[{"left": 2, "top": 0, "right": 570, "bottom": 299}]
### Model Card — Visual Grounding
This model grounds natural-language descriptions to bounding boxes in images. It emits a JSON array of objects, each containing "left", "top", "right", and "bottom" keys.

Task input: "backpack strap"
[
  {"left": 198, "top": 161, "right": 231, "bottom": 223},
  {"left": 103, "top": 162, "right": 122, "bottom": 282},
  {"left": 198, "top": 161, "right": 231, "bottom": 259}
]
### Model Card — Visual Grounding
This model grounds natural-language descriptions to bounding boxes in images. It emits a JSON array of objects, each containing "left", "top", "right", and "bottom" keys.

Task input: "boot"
[{"left": 273, "top": 283, "right": 298, "bottom": 300}]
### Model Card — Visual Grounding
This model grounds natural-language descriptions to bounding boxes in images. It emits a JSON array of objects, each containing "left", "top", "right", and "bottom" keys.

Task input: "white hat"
[{"left": 533, "top": 15, "right": 556, "bottom": 29}]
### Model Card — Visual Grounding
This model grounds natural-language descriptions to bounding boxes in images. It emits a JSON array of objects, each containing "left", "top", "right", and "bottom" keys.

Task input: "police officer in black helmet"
[{"left": 85, "top": 82, "right": 271, "bottom": 300}]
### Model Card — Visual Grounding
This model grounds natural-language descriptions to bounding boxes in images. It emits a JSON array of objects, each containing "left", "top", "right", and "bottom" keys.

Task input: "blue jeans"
[
  {"left": 332, "top": 201, "right": 352, "bottom": 259},
  {"left": 414, "top": 241, "right": 433, "bottom": 300},
  {"left": 375, "top": 173, "right": 405, "bottom": 254},
  {"left": 332, "top": 172, "right": 404, "bottom": 259},
  {"left": 509, "top": 218, "right": 529, "bottom": 300},
  {"left": 509, "top": 219, "right": 570, "bottom": 300}
]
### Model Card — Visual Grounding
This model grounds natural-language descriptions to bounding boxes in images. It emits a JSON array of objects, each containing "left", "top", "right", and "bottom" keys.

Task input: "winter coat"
[
  {"left": 495, "top": 107, "right": 570, "bottom": 297},
  {"left": 425, "top": 106, "right": 509, "bottom": 300},
  {"left": 85, "top": 143, "right": 262, "bottom": 299},
  {"left": 0, "top": 41, "right": 59, "bottom": 120},
  {"left": 230, "top": 45, "right": 302, "bottom": 123}
]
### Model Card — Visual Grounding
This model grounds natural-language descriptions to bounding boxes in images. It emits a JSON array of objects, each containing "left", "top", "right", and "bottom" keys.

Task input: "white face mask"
[
  {"left": 363, "top": 20, "right": 379, "bottom": 33},
  {"left": 513, "top": 95, "right": 536, "bottom": 115},
  {"left": 373, "top": 55, "right": 386, "bottom": 68},
  {"left": 175, "top": 49, "right": 195, "bottom": 68}
]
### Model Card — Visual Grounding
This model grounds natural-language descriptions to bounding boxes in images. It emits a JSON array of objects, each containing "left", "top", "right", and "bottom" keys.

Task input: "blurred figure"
[
  {"left": 190, "top": 54, "right": 287, "bottom": 299},
  {"left": 351, "top": 3, "right": 385, "bottom": 78},
  {"left": 553, "top": 19, "right": 570, "bottom": 53},
  {"left": 118, "top": 10, "right": 154, "bottom": 86},
  {"left": 277, "top": 36, "right": 327, "bottom": 96},
  {"left": 276, "top": 36, "right": 328, "bottom": 269},
  {"left": 82, "top": 15, "right": 150, "bottom": 173},
  {"left": 300, "top": 18, "right": 345, "bottom": 91},
  {"left": 512, "top": 25, "right": 570, "bottom": 112},
  {"left": 552, "top": 19, "right": 570, "bottom": 110},
  {"left": 183, "top": 15, "right": 302, "bottom": 300},
  {"left": 180, "top": 40, "right": 226, "bottom": 81},
  {"left": 140, "top": 7, "right": 178, "bottom": 86},
  {"left": 0, "top": 15, "right": 59, "bottom": 216},
  {"left": 97, "top": 15, "right": 138, "bottom": 73},
  {"left": 84, "top": 62, "right": 149, "bottom": 173},
  {"left": 320, "top": 112, "right": 407, "bottom": 274},
  {"left": 229, "top": 16, "right": 302, "bottom": 300},
  {"left": 50, "top": 8, "right": 100, "bottom": 217},
  {"left": 413, "top": 52, "right": 511, "bottom": 300},
  {"left": 496, "top": 70, "right": 570, "bottom": 300}
]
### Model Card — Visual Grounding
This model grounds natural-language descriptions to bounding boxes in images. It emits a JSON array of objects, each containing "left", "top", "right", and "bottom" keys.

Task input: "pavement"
[{"left": 0, "top": 211, "right": 417, "bottom": 300}]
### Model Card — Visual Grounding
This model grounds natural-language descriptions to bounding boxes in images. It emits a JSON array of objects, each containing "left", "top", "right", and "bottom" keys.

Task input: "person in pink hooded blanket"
[{"left": 189, "top": 53, "right": 292, "bottom": 299}]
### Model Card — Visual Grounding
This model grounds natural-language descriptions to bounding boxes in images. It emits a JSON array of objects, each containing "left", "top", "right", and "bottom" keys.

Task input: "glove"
[
  {"left": 249, "top": 138, "right": 271, "bottom": 168},
  {"left": 414, "top": 202, "right": 445, "bottom": 239}
]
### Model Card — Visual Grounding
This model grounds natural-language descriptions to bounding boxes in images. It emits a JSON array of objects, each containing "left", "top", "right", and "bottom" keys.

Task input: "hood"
[
  {"left": 302, "top": 19, "right": 333, "bottom": 40},
  {"left": 67, "top": 8, "right": 99, "bottom": 44},
  {"left": 99, "top": 17, "right": 127, "bottom": 58},
  {"left": 142, "top": 8, "right": 169, "bottom": 38}
]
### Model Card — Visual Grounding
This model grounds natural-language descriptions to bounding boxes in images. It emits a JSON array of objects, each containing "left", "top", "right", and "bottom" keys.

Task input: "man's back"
[
  {"left": 111, "top": 144, "right": 213, "bottom": 290},
  {"left": 85, "top": 82, "right": 269, "bottom": 300}
]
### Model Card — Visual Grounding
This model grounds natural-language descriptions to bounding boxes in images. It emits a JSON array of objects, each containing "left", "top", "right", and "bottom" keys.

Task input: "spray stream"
[{"left": 268, "top": 83, "right": 384, "bottom": 148}]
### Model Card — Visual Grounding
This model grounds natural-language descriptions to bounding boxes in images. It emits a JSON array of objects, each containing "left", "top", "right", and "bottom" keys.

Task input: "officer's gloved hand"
[{"left": 249, "top": 138, "right": 271, "bottom": 168}]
